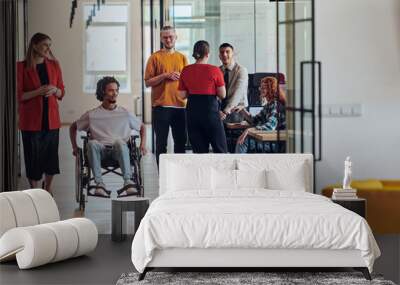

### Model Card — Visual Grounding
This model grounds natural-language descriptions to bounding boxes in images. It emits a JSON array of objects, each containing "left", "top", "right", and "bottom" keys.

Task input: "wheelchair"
[{"left": 75, "top": 134, "right": 143, "bottom": 211}]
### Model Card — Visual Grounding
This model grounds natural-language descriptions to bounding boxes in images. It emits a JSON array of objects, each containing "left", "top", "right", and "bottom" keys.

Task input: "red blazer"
[{"left": 17, "top": 58, "right": 65, "bottom": 131}]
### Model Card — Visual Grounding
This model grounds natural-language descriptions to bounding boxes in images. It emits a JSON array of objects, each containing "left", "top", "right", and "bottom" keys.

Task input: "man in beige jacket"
[{"left": 218, "top": 43, "right": 248, "bottom": 121}]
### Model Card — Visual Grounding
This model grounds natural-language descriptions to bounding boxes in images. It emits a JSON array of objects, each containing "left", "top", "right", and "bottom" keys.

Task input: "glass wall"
[
  {"left": 169, "top": 0, "right": 279, "bottom": 72},
  {"left": 142, "top": 0, "right": 161, "bottom": 150},
  {"left": 142, "top": 0, "right": 319, "bottom": 160},
  {"left": 277, "top": 0, "right": 317, "bottom": 156},
  {"left": 169, "top": 0, "right": 217, "bottom": 65},
  {"left": 169, "top": 0, "right": 276, "bottom": 73}
]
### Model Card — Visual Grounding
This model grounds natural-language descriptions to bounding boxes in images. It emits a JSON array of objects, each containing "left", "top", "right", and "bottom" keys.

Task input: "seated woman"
[{"left": 234, "top": 76, "right": 286, "bottom": 153}]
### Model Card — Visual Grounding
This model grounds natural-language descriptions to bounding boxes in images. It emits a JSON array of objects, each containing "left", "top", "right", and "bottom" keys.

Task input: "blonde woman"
[{"left": 17, "top": 33, "right": 65, "bottom": 194}]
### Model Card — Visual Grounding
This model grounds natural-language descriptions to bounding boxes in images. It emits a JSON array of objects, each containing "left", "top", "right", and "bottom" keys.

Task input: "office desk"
[{"left": 246, "top": 128, "right": 287, "bottom": 153}]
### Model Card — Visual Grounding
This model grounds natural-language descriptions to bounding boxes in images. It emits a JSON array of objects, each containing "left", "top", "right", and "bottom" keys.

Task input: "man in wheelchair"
[{"left": 69, "top": 76, "right": 146, "bottom": 198}]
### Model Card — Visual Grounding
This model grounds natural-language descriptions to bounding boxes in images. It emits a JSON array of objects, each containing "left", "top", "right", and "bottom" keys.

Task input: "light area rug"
[{"left": 116, "top": 271, "right": 396, "bottom": 285}]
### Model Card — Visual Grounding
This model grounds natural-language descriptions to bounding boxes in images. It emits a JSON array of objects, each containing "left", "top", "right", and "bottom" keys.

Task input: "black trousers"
[
  {"left": 153, "top": 107, "right": 187, "bottom": 165},
  {"left": 186, "top": 95, "right": 227, "bottom": 153},
  {"left": 21, "top": 129, "right": 60, "bottom": 181}
]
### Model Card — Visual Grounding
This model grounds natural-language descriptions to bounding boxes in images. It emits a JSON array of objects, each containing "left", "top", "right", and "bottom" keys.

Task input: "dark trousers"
[
  {"left": 153, "top": 107, "right": 187, "bottom": 165},
  {"left": 187, "top": 95, "right": 228, "bottom": 153},
  {"left": 21, "top": 129, "right": 60, "bottom": 180}
]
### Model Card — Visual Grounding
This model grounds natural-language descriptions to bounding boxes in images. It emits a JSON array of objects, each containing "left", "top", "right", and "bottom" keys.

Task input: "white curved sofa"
[{"left": 0, "top": 189, "right": 98, "bottom": 269}]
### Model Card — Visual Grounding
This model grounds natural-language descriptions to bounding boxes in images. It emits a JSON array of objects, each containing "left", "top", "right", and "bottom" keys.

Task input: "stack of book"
[{"left": 332, "top": 188, "right": 358, "bottom": 200}]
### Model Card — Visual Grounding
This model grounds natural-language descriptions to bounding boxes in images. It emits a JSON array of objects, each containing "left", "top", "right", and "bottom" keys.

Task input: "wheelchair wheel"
[
  {"left": 79, "top": 166, "right": 88, "bottom": 212},
  {"left": 75, "top": 148, "right": 88, "bottom": 213},
  {"left": 132, "top": 158, "right": 143, "bottom": 196},
  {"left": 75, "top": 148, "right": 84, "bottom": 203},
  {"left": 79, "top": 193, "right": 86, "bottom": 211}
]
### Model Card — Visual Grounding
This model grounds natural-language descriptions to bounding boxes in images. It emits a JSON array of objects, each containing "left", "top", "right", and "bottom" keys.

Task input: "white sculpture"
[{"left": 342, "top": 156, "right": 353, "bottom": 189}]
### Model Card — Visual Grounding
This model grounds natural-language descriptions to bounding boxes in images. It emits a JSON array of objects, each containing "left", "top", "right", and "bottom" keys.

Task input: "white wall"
[
  {"left": 315, "top": 0, "right": 400, "bottom": 192},
  {"left": 17, "top": 0, "right": 26, "bottom": 61},
  {"left": 27, "top": 0, "right": 142, "bottom": 123}
]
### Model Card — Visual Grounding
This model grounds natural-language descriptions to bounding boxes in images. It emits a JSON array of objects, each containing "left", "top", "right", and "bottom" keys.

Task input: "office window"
[
  {"left": 170, "top": 5, "right": 194, "bottom": 62},
  {"left": 169, "top": 0, "right": 278, "bottom": 71},
  {"left": 83, "top": 4, "right": 130, "bottom": 93}
]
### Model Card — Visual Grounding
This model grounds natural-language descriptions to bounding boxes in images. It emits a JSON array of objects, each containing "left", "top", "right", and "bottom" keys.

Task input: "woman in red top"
[
  {"left": 178, "top": 40, "right": 227, "bottom": 153},
  {"left": 17, "top": 33, "right": 65, "bottom": 194}
]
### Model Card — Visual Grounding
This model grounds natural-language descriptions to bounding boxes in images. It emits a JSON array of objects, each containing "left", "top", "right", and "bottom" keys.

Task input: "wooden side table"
[
  {"left": 111, "top": 197, "right": 150, "bottom": 242},
  {"left": 332, "top": 198, "right": 366, "bottom": 218}
]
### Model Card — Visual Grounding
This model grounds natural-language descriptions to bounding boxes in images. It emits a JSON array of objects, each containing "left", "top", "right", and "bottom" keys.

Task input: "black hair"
[
  {"left": 219, "top": 43, "right": 234, "bottom": 51},
  {"left": 192, "top": 40, "right": 210, "bottom": 60},
  {"left": 95, "top": 76, "right": 120, "bottom": 101}
]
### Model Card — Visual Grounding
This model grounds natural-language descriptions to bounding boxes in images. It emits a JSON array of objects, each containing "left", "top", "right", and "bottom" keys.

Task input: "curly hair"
[
  {"left": 95, "top": 76, "right": 120, "bottom": 101},
  {"left": 260, "top": 77, "right": 277, "bottom": 96}
]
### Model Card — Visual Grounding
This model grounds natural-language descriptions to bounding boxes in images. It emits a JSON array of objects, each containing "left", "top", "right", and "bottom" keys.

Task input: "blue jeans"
[
  {"left": 235, "top": 138, "right": 253, "bottom": 153},
  {"left": 235, "top": 138, "right": 281, "bottom": 153},
  {"left": 86, "top": 139, "right": 132, "bottom": 184}
]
